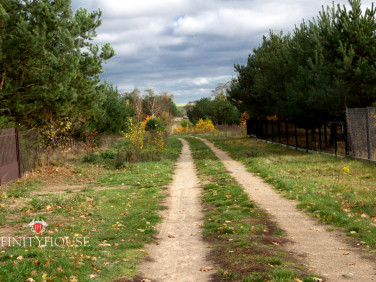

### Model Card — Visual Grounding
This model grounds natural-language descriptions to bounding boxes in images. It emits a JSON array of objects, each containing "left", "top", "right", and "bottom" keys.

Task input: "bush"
[{"left": 145, "top": 117, "right": 166, "bottom": 132}]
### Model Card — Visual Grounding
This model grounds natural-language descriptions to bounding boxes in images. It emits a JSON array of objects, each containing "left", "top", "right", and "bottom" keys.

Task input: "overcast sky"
[{"left": 71, "top": 0, "right": 374, "bottom": 103}]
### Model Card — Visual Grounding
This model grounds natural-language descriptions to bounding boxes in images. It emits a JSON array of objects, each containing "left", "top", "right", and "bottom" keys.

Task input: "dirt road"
[
  {"left": 138, "top": 138, "right": 213, "bottom": 282},
  {"left": 199, "top": 137, "right": 376, "bottom": 281}
]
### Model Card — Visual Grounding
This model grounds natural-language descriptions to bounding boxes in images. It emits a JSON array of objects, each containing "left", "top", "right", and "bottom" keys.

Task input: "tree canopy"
[
  {"left": 187, "top": 86, "right": 240, "bottom": 125},
  {"left": 228, "top": 0, "right": 376, "bottom": 128},
  {"left": 0, "top": 0, "right": 114, "bottom": 128}
]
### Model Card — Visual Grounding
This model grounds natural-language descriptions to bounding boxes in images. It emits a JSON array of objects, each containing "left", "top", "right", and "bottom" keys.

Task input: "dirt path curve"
[
  {"left": 138, "top": 138, "right": 213, "bottom": 282},
  {"left": 199, "top": 137, "right": 376, "bottom": 282}
]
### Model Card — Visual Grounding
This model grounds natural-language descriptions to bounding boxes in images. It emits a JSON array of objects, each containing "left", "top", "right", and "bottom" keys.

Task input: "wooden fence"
[{"left": 0, "top": 128, "right": 22, "bottom": 185}]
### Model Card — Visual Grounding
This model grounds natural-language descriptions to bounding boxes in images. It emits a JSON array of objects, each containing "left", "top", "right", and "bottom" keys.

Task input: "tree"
[
  {"left": 228, "top": 0, "right": 376, "bottom": 128},
  {"left": 187, "top": 84, "right": 240, "bottom": 125},
  {"left": 91, "top": 82, "right": 135, "bottom": 134},
  {"left": 0, "top": 0, "right": 114, "bottom": 127}
]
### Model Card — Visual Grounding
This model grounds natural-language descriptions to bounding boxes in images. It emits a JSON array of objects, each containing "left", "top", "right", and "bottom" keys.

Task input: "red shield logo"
[
  {"left": 28, "top": 218, "right": 48, "bottom": 234},
  {"left": 33, "top": 223, "right": 44, "bottom": 234}
]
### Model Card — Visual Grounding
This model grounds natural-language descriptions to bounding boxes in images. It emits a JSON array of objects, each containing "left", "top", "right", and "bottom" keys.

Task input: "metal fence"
[
  {"left": 246, "top": 118, "right": 348, "bottom": 156},
  {"left": 247, "top": 108, "right": 376, "bottom": 161},
  {"left": 0, "top": 128, "right": 39, "bottom": 185},
  {"left": 346, "top": 107, "right": 376, "bottom": 160},
  {"left": 19, "top": 129, "right": 39, "bottom": 174}
]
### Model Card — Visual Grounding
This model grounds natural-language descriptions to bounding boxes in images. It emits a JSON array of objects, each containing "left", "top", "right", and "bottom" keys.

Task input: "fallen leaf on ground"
[
  {"left": 57, "top": 266, "right": 63, "bottom": 272},
  {"left": 25, "top": 278, "right": 35, "bottom": 282},
  {"left": 69, "top": 276, "right": 78, "bottom": 282},
  {"left": 200, "top": 266, "right": 213, "bottom": 272},
  {"left": 312, "top": 278, "right": 323, "bottom": 282},
  {"left": 168, "top": 234, "right": 175, "bottom": 238},
  {"left": 343, "top": 252, "right": 351, "bottom": 255},
  {"left": 293, "top": 278, "right": 303, "bottom": 282},
  {"left": 89, "top": 274, "right": 98, "bottom": 279},
  {"left": 122, "top": 258, "right": 130, "bottom": 262},
  {"left": 17, "top": 256, "right": 24, "bottom": 260},
  {"left": 272, "top": 242, "right": 279, "bottom": 246},
  {"left": 141, "top": 279, "right": 151, "bottom": 282},
  {"left": 97, "top": 243, "right": 111, "bottom": 247}
]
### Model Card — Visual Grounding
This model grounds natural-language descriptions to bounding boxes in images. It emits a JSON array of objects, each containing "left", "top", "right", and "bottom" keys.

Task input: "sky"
[{"left": 71, "top": 0, "right": 374, "bottom": 103}]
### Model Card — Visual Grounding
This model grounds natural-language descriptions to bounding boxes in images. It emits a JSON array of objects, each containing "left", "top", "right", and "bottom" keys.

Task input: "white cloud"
[
  {"left": 193, "top": 78, "right": 209, "bottom": 86},
  {"left": 72, "top": 0, "right": 375, "bottom": 102}
]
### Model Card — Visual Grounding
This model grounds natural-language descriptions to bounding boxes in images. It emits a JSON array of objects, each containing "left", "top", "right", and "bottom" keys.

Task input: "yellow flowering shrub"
[
  {"left": 194, "top": 118, "right": 215, "bottom": 133},
  {"left": 124, "top": 116, "right": 167, "bottom": 162},
  {"left": 40, "top": 117, "right": 72, "bottom": 153},
  {"left": 174, "top": 118, "right": 215, "bottom": 134}
]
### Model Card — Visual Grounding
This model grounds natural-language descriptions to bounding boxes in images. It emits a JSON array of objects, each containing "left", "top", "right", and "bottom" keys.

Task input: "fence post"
[
  {"left": 334, "top": 123, "right": 338, "bottom": 156},
  {"left": 15, "top": 128, "right": 22, "bottom": 178},
  {"left": 265, "top": 120, "right": 268, "bottom": 142},
  {"left": 306, "top": 128, "right": 309, "bottom": 152},
  {"left": 286, "top": 121, "right": 289, "bottom": 146},
  {"left": 366, "top": 107, "right": 372, "bottom": 160},
  {"left": 319, "top": 126, "right": 322, "bottom": 151},
  {"left": 344, "top": 118, "right": 350, "bottom": 156},
  {"left": 271, "top": 120, "right": 274, "bottom": 142},
  {"left": 295, "top": 124, "right": 298, "bottom": 149},
  {"left": 278, "top": 120, "right": 281, "bottom": 143}
]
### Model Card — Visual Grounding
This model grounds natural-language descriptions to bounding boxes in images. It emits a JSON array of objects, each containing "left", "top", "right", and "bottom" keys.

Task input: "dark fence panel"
[
  {"left": 246, "top": 118, "right": 347, "bottom": 156},
  {"left": 346, "top": 107, "right": 376, "bottom": 160},
  {"left": 0, "top": 128, "right": 21, "bottom": 185}
]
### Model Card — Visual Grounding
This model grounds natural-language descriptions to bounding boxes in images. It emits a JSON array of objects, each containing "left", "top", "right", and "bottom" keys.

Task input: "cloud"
[
  {"left": 71, "top": 0, "right": 375, "bottom": 103},
  {"left": 193, "top": 78, "right": 210, "bottom": 86}
]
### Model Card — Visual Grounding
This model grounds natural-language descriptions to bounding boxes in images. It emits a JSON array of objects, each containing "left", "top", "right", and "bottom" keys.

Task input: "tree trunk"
[{"left": 0, "top": 70, "right": 6, "bottom": 90}]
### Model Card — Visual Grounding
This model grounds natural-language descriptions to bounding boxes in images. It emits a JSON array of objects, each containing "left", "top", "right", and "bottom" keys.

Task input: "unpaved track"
[
  {"left": 199, "top": 137, "right": 376, "bottom": 282},
  {"left": 139, "top": 139, "right": 213, "bottom": 282}
]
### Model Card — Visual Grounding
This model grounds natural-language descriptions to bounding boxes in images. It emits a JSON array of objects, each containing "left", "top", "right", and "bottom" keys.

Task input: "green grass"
[
  {"left": 205, "top": 135, "right": 376, "bottom": 251},
  {"left": 0, "top": 136, "right": 182, "bottom": 281},
  {"left": 185, "top": 136, "right": 318, "bottom": 281}
]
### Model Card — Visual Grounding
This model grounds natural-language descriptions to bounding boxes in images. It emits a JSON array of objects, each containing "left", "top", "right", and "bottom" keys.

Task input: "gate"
[{"left": 0, "top": 128, "right": 22, "bottom": 185}]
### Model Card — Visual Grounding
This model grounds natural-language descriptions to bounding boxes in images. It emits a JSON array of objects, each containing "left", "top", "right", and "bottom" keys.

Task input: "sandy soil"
[
  {"left": 138, "top": 138, "right": 214, "bottom": 282},
  {"left": 199, "top": 137, "right": 376, "bottom": 282}
]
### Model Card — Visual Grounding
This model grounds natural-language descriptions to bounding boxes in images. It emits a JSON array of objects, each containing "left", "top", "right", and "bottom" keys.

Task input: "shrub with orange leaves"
[
  {"left": 240, "top": 112, "right": 250, "bottom": 126},
  {"left": 267, "top": 115, "right": 279, "bottom": 121}
]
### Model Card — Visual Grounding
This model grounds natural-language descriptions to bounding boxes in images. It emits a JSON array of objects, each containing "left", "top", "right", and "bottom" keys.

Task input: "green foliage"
[
  {"left": 0, "top": 115, "right": 14, "bottom": 129},
  {"left": 144, "top": 117, "right": 166, "bottom": 132},
  {"left": 180, "top": 119, "right": 191, "bottom": 128},
  {"left": 228, "top": 0, "right": 376, "bottom": 128},
  {"left": 187, "top": 91, "right": 240, "bottom": 125},
  {"left": 91, "top": 82, "right": 135, "bottom": 134},
  {"left": 0, "top": 0, "right": 114, "bottom": 128}
]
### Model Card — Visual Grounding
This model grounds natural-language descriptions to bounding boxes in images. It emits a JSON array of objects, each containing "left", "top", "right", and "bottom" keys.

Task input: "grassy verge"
[
  {"left": 205, "top": 135, "right": 376, "bottom": 252},
  {"left": 0, "top": 136, "right": 182, "bottom": 281},
  {"left": 185, "top": 136, "right": 318, "bottom": 281}
]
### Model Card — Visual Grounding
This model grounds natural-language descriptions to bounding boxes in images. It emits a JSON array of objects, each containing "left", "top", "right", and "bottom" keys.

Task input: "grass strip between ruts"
[
  {"left": 185, "top": 136, "right": 319, "bottom": 282},
  {"left": 206, "top": 135, "right": 376, "bottom": 253}
]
